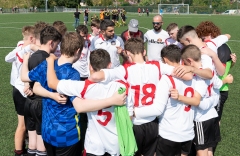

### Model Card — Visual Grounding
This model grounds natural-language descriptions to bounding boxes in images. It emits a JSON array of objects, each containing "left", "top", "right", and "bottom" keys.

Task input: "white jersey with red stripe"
[
  {"left": 135, "top": 75, "right": 207, "bottom": 142},
  {"left": 57, "top": 79, "right": 127, "bottom": 156},
  {"left": 205, "top": 35, "right": 228, "bottom": 53},
  {"left": 102, "top": 61, "right": 174, "bottom": 125},
  {"left": 72, "top": 39, "right": 91, "bottom": 77},
  {"left": 88, "top": 33, "right": 96, "bottom": 42},
  {"left": 90, "top": 34, "right": 124, "bottom": 68},
  {"left": 14, "top": 45, "right": 34, "bottom": 96},
  {"left": 164, "top": 37, "right": 183, "bottom": 49},
  {"left": 194, "top": 73, "right": 222, "bottom": 122},
  {"left": 5, "top": 44, "right": 23, "bottom": 86}
]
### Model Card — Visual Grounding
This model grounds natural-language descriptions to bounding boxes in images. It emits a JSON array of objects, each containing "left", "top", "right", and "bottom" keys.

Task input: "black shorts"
[
  {"left": 13, "top": 86, "right": 26, "bottom": 116},
  {"left": 215, "top": 91, "right": 228, "bottom": 122},
  {"left": 80, "top": 77, "right": 88, "bottom": 81},
  {"left": 24, "top": 98, "right": 42, "bottom": 135},
  {"left": 193, "top": 118, "right": 221, "bottom": 150},
  {"left": 133, "top": 118, "right": 158, "bottom": 156},
  {"left": 121, "top": 16, "right": 126, "bottom": 21},
  {"left": 44, "top": 140, "right": 82, "bottom": 156},
  {"left": 156, "top": 135, "right": 192, "bottom": 156},
  {"left": 79, "top": 113, "right": 88, "bottom": 152}
]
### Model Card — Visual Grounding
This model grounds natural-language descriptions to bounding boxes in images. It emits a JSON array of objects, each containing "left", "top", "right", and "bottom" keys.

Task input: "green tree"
[
  {"left": 85, "top": 0, "right": 93, "bottom": 6},
  {"left": 139, "top": 0, "right": 151, "bottom": 6}
]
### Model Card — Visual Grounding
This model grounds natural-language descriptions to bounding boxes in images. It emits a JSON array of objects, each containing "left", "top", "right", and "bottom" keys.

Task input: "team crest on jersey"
[
  {"left": 111, "top": 41, "right": 116, "bottom": 45},
  {"left": 157, "top": 38, "right": 162, "bottom": 42}
]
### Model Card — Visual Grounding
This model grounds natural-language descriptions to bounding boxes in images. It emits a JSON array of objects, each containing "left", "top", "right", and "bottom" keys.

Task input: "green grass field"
[{"left": 0, "top": 12, "right": 239, "bottom": 156}]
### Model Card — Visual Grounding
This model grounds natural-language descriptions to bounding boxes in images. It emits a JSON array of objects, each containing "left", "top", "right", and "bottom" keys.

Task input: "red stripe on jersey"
[
  {"left": 116, "top": 80, "right": 129, "bottom": 95},
  {"left": 166, "top": 75, "right": 176, "bottom": 89},
  {"left": 207, "top": 83, "right": 213, "bottom": 96},
  {"left": 18, "top": 44, "right": 23, "bottom": 47},
  {"left": 123, "top": 62, "right": 135, "bottom": 80},
  {"left": 146, "top": 61, "right": 161, "bottom": 80},
  {"left": 99, "top": 34, "right": 105, "bottom": 41},
  {"left": 16, "top": 52, "right": 23, "bottom": 63},
  {"left": 205, "top": 40, "right": 216, "bottom": 47},
  {"left": 80, "top": 79, "right": 96, "bottom": 98}
]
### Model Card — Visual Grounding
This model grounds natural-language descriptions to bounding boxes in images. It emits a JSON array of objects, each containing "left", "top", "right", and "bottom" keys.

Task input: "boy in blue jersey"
[{"left": 21, "top": 32, "right": 126, "bottom": 156}]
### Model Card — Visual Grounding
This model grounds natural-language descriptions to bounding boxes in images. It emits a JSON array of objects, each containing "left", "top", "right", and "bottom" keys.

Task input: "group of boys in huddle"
[{"left": 5, "top": 14, "right": 237, "bottom": 156}]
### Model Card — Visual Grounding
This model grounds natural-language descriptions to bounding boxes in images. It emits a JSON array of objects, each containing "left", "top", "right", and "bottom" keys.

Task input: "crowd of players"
[{"left": 5, "top": 13, "right": 237, "bottom": 156}]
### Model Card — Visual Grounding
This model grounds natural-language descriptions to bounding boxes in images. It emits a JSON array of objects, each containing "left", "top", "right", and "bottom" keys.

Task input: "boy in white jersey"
[
  {"left": 52, "top": 21, "right": 67, "bottom": 58},
  {"left": 90, "top": 38, "right": 193, "bottom": 156},
  {"left": 73, "top": 24, "right": 91, "bottom": 153},
  {"left": 5, "top": 26, "right": 35, "bottom": 156},
  {"left": 90, "top": 19, "right": 124, "bottom": 68},
  {"left": 134, "top": 45, "right": 206, "bottom": 156},
  {"left": 175, "top": 25, "right": 226, "bottom": 78},
  {"left": 179, "top": 45, "right": 233, "bottom": 156},
  {"left": 88, "top": 19, "right": 100, "bottom": 42},
  {"left": 165, "top": 23, "right": 183, "bottom": 49},
  {"left": 46, "top": 49, "right": 127, "bottom": 156}
]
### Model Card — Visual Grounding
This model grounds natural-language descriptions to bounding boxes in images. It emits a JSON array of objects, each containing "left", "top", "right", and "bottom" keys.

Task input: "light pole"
[{"left": 45, "top": 0, "right": 48, "bottom": 12}]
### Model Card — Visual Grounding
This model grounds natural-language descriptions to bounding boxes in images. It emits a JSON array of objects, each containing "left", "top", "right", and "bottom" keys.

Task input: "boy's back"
[
  {"left": 28, "top": 59, "right": 81, "bottom": 147},
  {"left": 56, "top": 79, "right": 126, "bottom": 155}
]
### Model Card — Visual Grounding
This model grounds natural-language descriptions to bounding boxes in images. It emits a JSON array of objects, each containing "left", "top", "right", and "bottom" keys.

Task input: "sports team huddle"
[{"left": 5, "top": 14, "right": 237, "bottom": 156}]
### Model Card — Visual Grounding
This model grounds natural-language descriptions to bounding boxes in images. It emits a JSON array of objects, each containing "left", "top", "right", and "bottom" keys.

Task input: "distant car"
[{"left": 222, "top": 10, "right": 237, "bottom": 15}]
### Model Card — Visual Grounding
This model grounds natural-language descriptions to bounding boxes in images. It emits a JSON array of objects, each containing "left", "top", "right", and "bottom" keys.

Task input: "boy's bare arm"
[
  {"left": 46, "top": 55, "right": 59, "bottom": 90},
  {"left": 170, "top": 88, "right": 201, "bottom": 106},
  {"left": 21, "top": 52, "right": 31, "bottom": 82},
  {"left": 72, "top": 91, "right": 126, "bottom": 113},
  {"left": 33, "top": 82, "right": 67, "bottom": 104},
  {"left": 174, "top": 65, "right": 212, "bottom": 79},
  {"left": 89, "top": 70, "right": 105, "bottom": 82}
]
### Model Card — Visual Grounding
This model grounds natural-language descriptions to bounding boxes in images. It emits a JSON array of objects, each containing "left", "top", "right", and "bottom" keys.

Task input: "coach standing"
[{"left": 144, "top": 15, "right": 169, "bottom": 62}]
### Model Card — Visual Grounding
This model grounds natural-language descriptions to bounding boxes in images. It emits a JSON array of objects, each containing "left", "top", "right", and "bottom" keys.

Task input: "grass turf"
[{"left": 0, "top": 12, "right": 239, "bottom": 155}]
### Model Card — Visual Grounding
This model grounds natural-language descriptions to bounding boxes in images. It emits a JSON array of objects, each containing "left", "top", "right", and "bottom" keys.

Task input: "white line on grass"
[
  {"left": 0, "top": 27, "right": 22, "bottom": 29},
  {"left": 0, "top": 47, "right": 15, "bottom": 49}
]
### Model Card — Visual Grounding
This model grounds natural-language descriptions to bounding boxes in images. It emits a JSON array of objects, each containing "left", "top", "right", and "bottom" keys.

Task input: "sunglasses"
[{"left": 152, "top": 22, "right": 162, "bottom": 25}]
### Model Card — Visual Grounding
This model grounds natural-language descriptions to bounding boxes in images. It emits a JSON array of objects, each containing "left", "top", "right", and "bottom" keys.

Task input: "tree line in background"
[{"left": 0, "top": 0, "right": 237, "bottom": 10}]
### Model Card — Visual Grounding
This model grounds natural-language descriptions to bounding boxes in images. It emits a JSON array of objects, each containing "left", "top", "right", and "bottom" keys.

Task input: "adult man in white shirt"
[
  {"left": 90, "top": 19, "right": 124, "bottom": 68},
  {"left": 144, "top": 15, "right": 169, "bottom": 62}
]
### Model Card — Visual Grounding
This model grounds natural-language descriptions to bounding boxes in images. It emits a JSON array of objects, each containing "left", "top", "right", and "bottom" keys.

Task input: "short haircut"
[
  {"left": 181, "top": 44, "right": 201, "bottom": 62},
  {"left": 90, "top": 49, "right": 111, "bottom": 71},
  {"left": 76, "top": 25, "right": 88, "bottom": 35},
  {"left": 34, "top": 21, "right": 49, "bottom": 39},
  {"left": 161, "top": 45, "right": 181, "bottom": 63},
  {"left": 100, "top": 19, "right": 115, "bottom": 31},
  {"left": 195, "top": 21, "right": 221, "bottom": 39},
  {"left": 166, "top": 23, "right": 178, "bottom": 33},
  {"left": 124, "top": 38, "right": 144, "bottom": 55},
  {"left": 40, "top": 26, "right": 62, "bottom": 45},
  {"left": 91, "top": 19, "right": 100, "bottom": 28},
  {"left": 177, "top": 25, "right": 196, "bottom": 42},
  {"left": 53, "top": 21, "right": 67, "bottom": 36},
  {"left": 22, "top": 26, "right": 35, "bottom": 37},
  {"left": 60, "top": 32, "right": 84, "bottom": 57}
]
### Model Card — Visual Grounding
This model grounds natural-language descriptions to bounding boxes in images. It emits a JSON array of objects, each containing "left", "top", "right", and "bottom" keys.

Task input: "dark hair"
[
  {"left": 40, "top": 26, "right": 62, "bottom": 45},
  {"left": 177, "top": 25, "right": 195, "bottom": 42},
  {"left": 124, "top": 38, "right": 144, "bottom": 55},
  {"left": 195, "top": 21, "right": 221, "bottom": 39},
  {"left": 34, "top": 21, "right": 49, "bottom": 39},
  {"left": 91, "top": 19, "right": 100, "bottom": 28},
  {"left": 53, "top": 21, "right": 67, "bottom": 36},
  {"left": 166, "top": 23, "right": 178, "bottom": 33},
  {"left": 61, "top": 32, "right": 84, "bottom": 57},
  {"left": 90, "top": 49, "right": 111, "bottom": 71},
  {"left": 100, "top": 19, "right": 115, "bottom": 31},
  {"left": 161, "top": 45, "right": 181, "bottom": 63},
  {"left": 76, "top": 25, "right": 88, "bottom": 35},
  {"left": 181, "top": 44, "right": 201, "bottom": 62}
]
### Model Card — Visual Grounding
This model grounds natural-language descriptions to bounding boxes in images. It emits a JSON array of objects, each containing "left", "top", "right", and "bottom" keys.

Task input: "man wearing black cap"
[{"left": 121, "top": 19, "right": 144, "bottom": 43}]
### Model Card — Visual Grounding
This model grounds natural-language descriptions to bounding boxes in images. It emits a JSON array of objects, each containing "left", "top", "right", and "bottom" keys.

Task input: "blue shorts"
[{"left": 84, "top": 16, "right": 88, "bottom": 22}]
